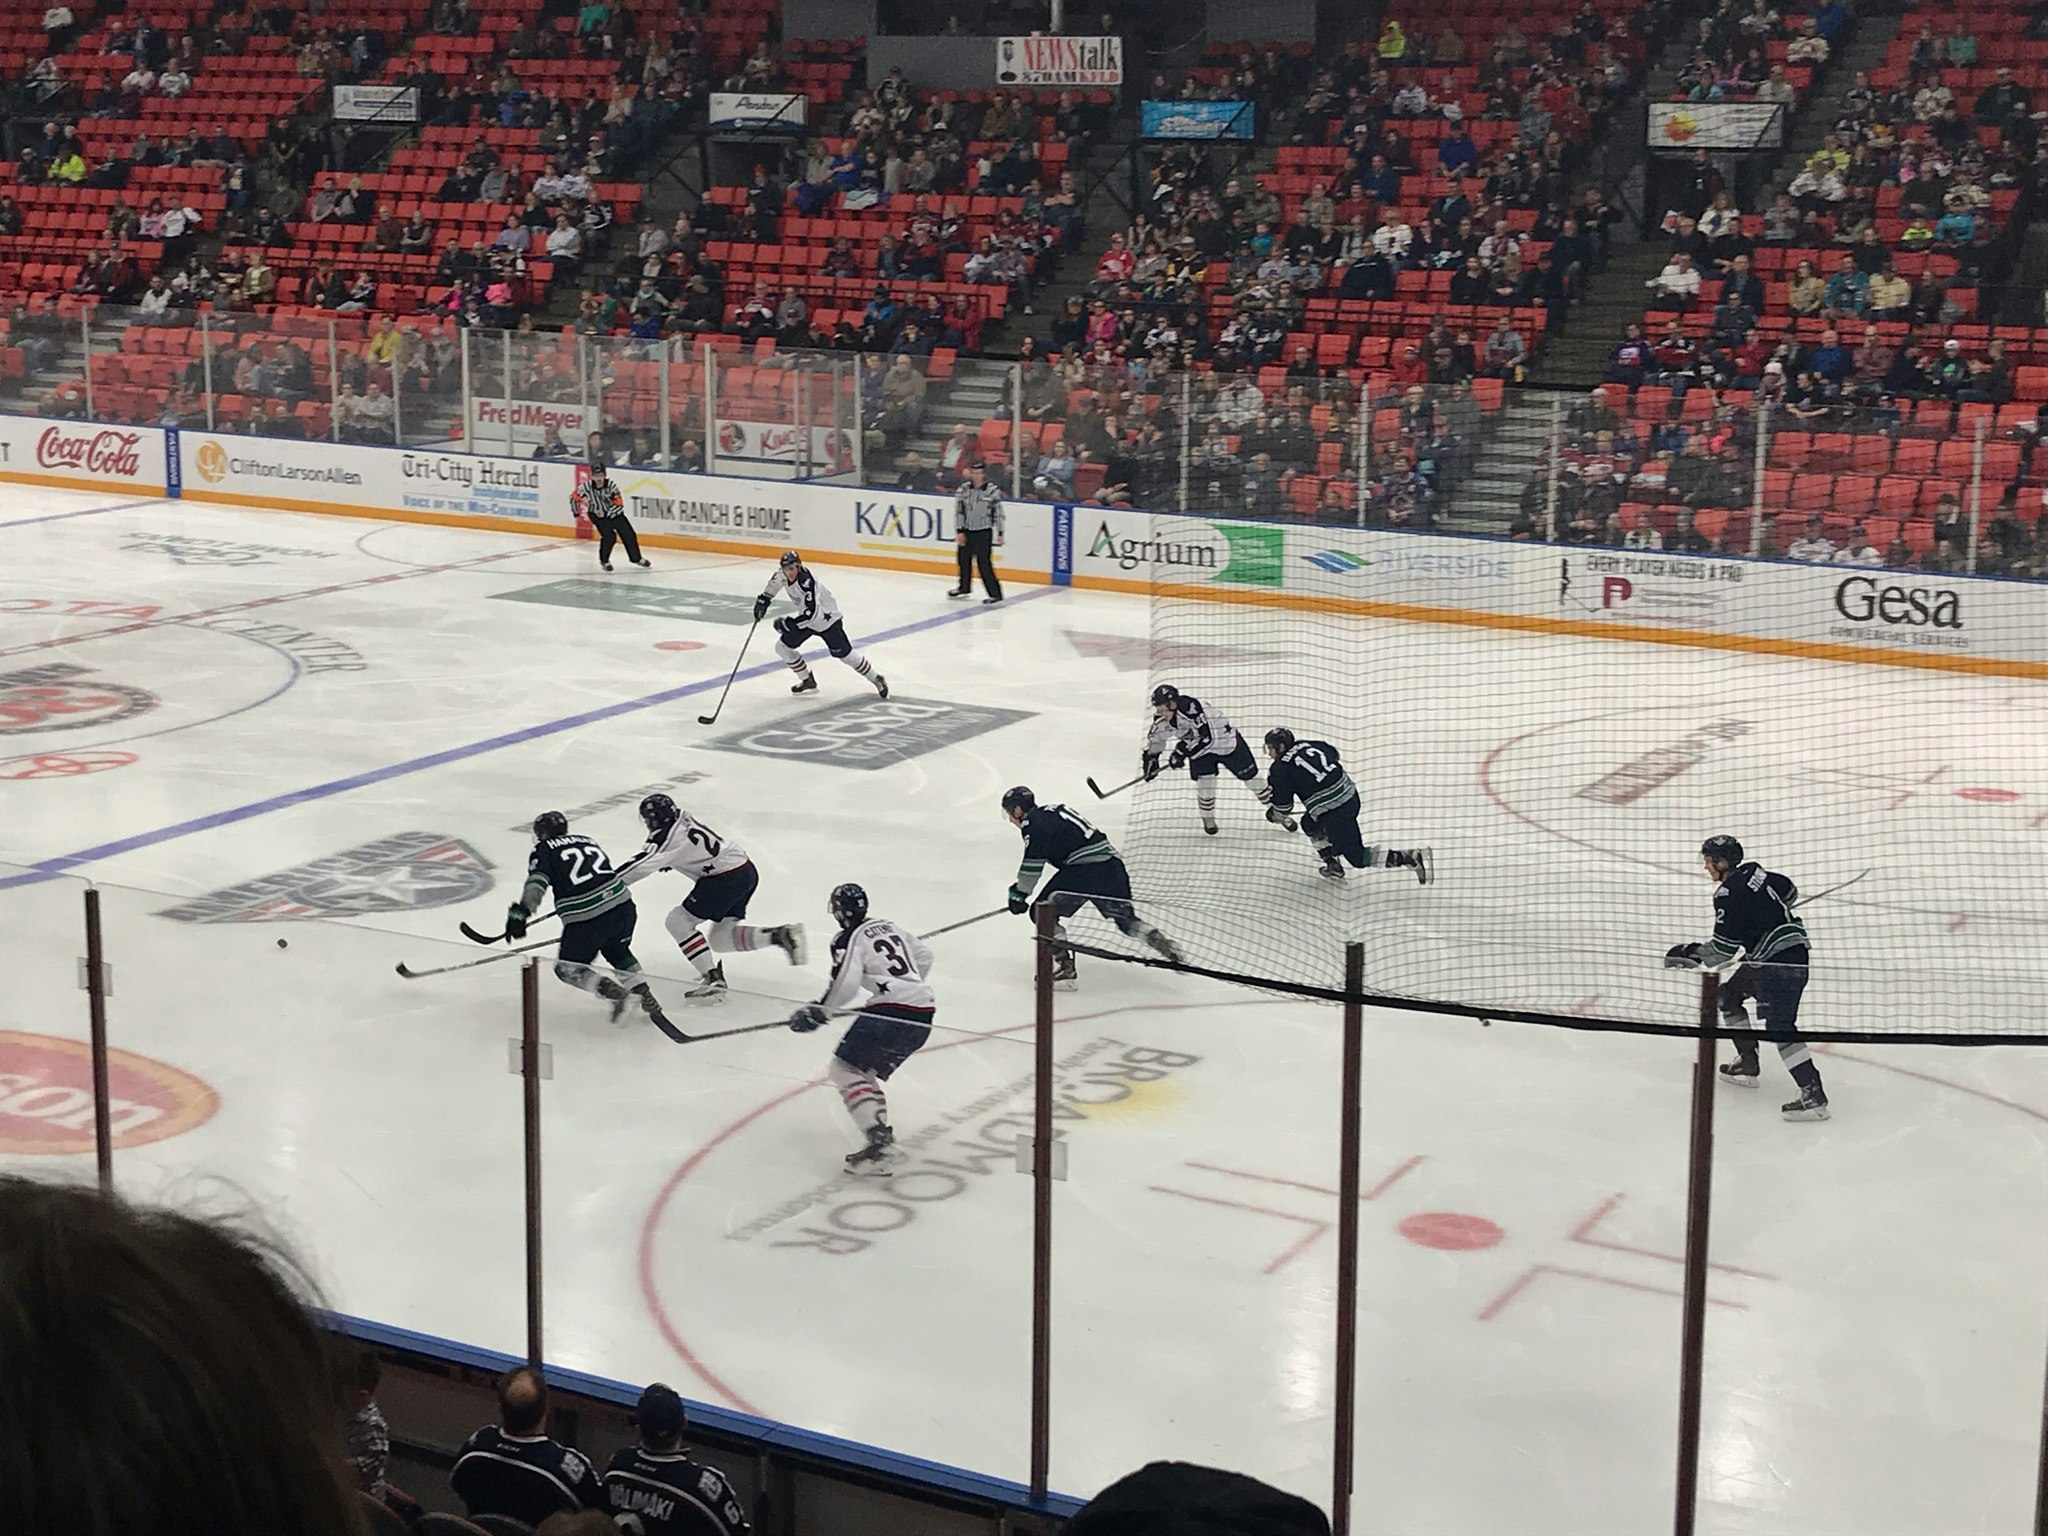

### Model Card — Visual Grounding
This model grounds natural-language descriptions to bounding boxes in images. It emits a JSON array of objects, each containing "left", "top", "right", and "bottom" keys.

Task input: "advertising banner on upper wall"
[
  {"left": 708, "top": 92, "right": 809, "bottom": 132},
  {"left": 333, "top": 84, "right": 420, "bottom": 123},
  {"left": 1648, "top": 102, "right": 1785, "bottom": 151},
  {"left": 1141, "top": 101, "right": 1255, "bottom": 140},
  {"left": 995, "top": 35, "right": 1123, "bottom": 86}
]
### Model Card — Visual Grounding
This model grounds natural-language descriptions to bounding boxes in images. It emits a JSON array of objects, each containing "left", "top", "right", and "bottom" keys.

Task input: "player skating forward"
[
  {"left": 1143, "top": 684, "right": 1295, "bottom": 836},
  {"left": 1002, "top": 785, "right": 1182, "bottom": 988},
  {"left": 618, "top": 793, "right": 806, "bottom": 1000},
  {"left": 788, "top": 883, "right": 935, "bottom": 1175},
  {"left": 570, "top": 462, "right": 650, "bottom": 572},
  {"left": 752, "top": 550, "right": 888, "bottom": 698},
  {"left": 1263, "top": 729, "right": 1433, "bottom": 885},
  {"left": 1665, "top": 835, "right": 1830, "bottom": 1122},
  {"left": 508, "top": 813, "right": 677, "bottom": 1035}
]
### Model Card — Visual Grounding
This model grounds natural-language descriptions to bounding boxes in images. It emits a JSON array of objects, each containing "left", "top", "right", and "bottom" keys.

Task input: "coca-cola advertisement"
[{"left": 0, "top": 417, "right": 166, "bottom": 492}]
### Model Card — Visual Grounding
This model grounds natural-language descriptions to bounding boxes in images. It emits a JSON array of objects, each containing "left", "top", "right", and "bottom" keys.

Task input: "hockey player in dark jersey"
[
  {"left": 1665, "top": 835, "right": 1830, "bottom": 1121},
  {"left": 509, "top": 812, "right": 677, "bottom": 1037},
  {"left": 1143, "top": 684, "right": 1294, "bottom": 836},
  {"left": 1002, "top": 785, "right": 1182, "bottom": 988},
  {"left": 603, "top": 1383, "right": 751, "bottom": 1535},
  {"left": 752, "top": 550, "right": 888, "bottom": 697},
  {"left": 1263, "top": 729, "right": 1433, "bottom": 885}
]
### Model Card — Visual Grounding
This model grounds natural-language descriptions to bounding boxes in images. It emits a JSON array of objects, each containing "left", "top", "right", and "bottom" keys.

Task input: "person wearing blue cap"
[{"left": 602, "top": 1383, "right": 752, "bottom": 1534}]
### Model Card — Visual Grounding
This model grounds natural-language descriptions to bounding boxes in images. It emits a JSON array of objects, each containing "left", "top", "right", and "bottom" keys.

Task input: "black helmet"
[
  {"left": 829, "top": 883, "right": 869, "bottom": 929},
  {"left": 1264, "top": 727, "right": 1296, "bottom": 755},
  {"left": 778, "top": 549, "right": 802, "bottom": 570},
  {"left": 532, "top": 811, "right": 568, "bottom": 841},
  {"left": 1000, "top": 785, "right": 1036, "bottom": 818},
  {"left": 1150, "top": 683, "right": 1180, "bottom": 711},
  {"left": 588, "top": 461, "right": 608, "bottom": 479},
  {"left": 640, "top": 793, "right": 680, "bottom": 837},
  {"left": 1700, "top": 834, "right": 1743, "bottom": 867}
]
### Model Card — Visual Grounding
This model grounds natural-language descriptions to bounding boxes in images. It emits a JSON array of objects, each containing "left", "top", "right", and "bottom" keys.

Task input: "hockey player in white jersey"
[
  {"left": 788, "top": 883, "right": 934, "bottom": 1173},
  {"left": 618, "top": 793, "right": 806, "bottom": 999},
  {"left": 752, "top": 550, "right": 888, "bottom": 697},
  {"left": 1142, "top": 683, "right": 1296, "bottom": 836}
]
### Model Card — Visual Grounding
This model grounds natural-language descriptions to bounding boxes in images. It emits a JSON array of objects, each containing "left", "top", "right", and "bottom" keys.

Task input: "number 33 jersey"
[
  {"left": 822, "top": 919, "right": 936, "bottom": 1012},
  {"left": 621, "top": 810, "right": 751, "bottom": 883}
]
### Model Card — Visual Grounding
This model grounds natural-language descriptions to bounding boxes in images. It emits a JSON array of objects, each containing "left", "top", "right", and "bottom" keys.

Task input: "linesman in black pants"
[
  {"left": 571, "top": 461, "right": 650, "bottom": 572},
  {"left": 949, "top": 458, "right": 1004, "bottom": 604}
]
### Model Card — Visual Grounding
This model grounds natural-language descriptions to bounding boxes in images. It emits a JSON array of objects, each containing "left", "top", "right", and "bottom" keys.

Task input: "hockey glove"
[
  {"left": 1007, "top": 886, "right": 1031, "bottom": 915},
  {"left": 752, "top": 594, "right": 770, "bottom": 621},
  {"left": 788, "top": 1004, "right": 828, "bottom": 1033},
  {"left": 505, "top": 904, "right": 529, "bottom": 940},
  {"left": 1168, "top": 745, "right": 1188, "bottom": 770},
  {"left": 1663, "top": 941, "right": 1704, "bottom": 970},
  {"left": 1141, "top": 751, "right": 1161, "bottom": 782}
]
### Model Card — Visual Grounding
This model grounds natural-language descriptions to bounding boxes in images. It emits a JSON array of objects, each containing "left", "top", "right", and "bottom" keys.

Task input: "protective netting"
[{"left": 1059, "top": 516, "right": 2048, "bottom": 1045}]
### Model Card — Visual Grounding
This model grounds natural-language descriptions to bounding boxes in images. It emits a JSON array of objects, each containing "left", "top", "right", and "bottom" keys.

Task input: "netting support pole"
[
  {"left": 1544, "top": 395, "right": 1561, "bottom": 541},
  {"left": 1178, "top": 372, "right": 1193, "bottom": 511},
  {"left": 2034, "top": 1334, "right": 2048, "bottom": 1536},
  {"left": 1355, "top": 381, "right": 1370, "bottom": 526},
  {"left": 1967, "top": 417, "right": 1987, "bottom": 576},
  {"left": 520, "top": 959, "right": 545, "bottom": 1369},
  {"left": 658, "top": 337, "right": 671, "bottom": 468},
  {"left": 1673, "top": 970, "right": 1719, "bottom": 1536},
  {"left": 83, "top": 886, "right": 113, "bottom": 1193},
  {"left": 1012, "top": 362, "right": 1024, "bottom": 497},
  {"left": 80, "top": 307, "right": 94, "bottom": 422},
  {"left": 1028, "top": 902, "right": 1057, "bottom": 1502},
  {"left": 200, "top": 310, "right": 215, "bottom": 432},
  {"left": 459, "top": 326, "right": 472, "bottom": 452},
  {"left": 1749, "top": 402, "right": 1770, "bottom": 557},
  {"left": 1331, "top": 942, "right": 1365, "bottom": 1536}
]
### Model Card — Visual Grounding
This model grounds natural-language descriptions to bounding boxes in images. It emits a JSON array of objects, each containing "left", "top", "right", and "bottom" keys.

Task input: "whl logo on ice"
[
  {"left": 37, "top": 426, "right": 142, "bottom": 478},
  {"left": 158, "top": 832, "right": 495, "bottom": 922}
]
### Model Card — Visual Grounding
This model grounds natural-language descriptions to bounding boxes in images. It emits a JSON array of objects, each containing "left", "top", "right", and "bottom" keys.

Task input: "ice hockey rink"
[{"left": 3, "top": 484, "right": 2047, "bottom": 1535}]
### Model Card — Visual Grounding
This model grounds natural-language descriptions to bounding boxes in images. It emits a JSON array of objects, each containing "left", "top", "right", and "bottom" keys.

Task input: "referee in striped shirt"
[{"left": 949, "top": 459, "right": 1005, "bottom": 604}]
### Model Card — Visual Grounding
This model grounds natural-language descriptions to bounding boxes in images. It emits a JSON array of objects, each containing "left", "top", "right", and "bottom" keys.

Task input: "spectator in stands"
[
  {"left": 1648, "top": 251, "right": 1700, "bottom": 310},
  {"left": 876, "top": 354, "right": 926, "bottom": 444},
  {"left": 546, "top": 215, "right": 584, "bottom": 274},
  {"left": 1, "top": 1176, "right": 369, "bottom": 1536},
  {"left": 254, "top": 398, "right": 308, "bottom": 440},
  {"left": 452, "top": 1367, "right": 602, "bottom": 1528},
  {"left": 340, "top": 1348, "right": 390, "bottom": 1494},
  {"left": 600, "top": 1383, "right": 750, "bottom": 1536},
  {"left": 534, "top": 424, "right": 574, "bottom": 459}
]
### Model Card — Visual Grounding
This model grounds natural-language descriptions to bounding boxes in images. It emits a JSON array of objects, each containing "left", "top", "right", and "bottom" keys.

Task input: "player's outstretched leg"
[
  {"left": 829, "top": 1057, "right": 899, "bottom": 1174},
  {"left": 1049, "top": 921, "right": 1079, "bottom": 990},
  {"left": 1195, "top": 780, "right": 1218, "bottom": 835},
  {"left": 705, "top": 916, "right": 807, "bottom": 966},
  {"left": 836, "top": 646, "right": 888, "bottom": 699},
  {"left": 1363, "top": 844, "right": 1434, "bottom": 883}
]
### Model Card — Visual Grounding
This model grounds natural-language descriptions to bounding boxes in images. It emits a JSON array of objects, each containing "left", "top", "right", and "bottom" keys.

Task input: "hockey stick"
[
  {"left": 1794, "top": 868, "right": 1871, "bottom": 907},
  {"left": 697, "top": 617, "right": 761, "bottom": 726},
  {"left": 651, "top": 1014, "right": 800, "bottom": 1047},
  {"left": 918, "top": 907, "right": 1008, "bottom": 941},
  {"left": 459, "top": 909, "right": 561, "bottom": 946},
  {"left": 1086, "top": 772, "right": 1145, "bottom": 800},
  {"left": 395, "top": 936, "right": 556, "bottom": 979}
]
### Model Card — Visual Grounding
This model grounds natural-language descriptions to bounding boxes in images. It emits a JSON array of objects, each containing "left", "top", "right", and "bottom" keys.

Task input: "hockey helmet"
[
  {"left": 829, "top": 882, "right": 869, "bottom": 929},
  {"left": 1150, "top": 683, "right": 1181, "bottom": 714},
  {"left": 639, "top": 793, "right": 681, "bottom": 837},
  {"left": 587, "top": 461, "right": 609, "bottom": 481},
  {"left": 1263, "top": 727, "right": 1296, "bottom": 757},
  {"left": 532, "top": 810, "right": 569, "bottom": 842},
  {"left": 778, "top": 549, "right": 803, "bottom": 570},
  {"left": 1700, "top": 834, "right": 1743, "bottom": 869},
  {"left": 1000, "top": 785, "right": 1036, "bottom": 821}
]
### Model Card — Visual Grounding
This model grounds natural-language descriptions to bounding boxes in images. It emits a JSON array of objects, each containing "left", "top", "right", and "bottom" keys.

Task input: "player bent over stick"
[
  {"left": 1003, "top": 786, "right": 1182, "bottom": 989},
  {"left": 1664, "top": 835, "right": 1830, "bottom": 1122},
  {"left": 1143, "top": 684, "right": 1294, "bottom": 836},
  {"left": 509, "top": 813, "right": 677, "bottom": 1034},
  {"left": 787, "top": 883, "right": 935, "bottom": 1175},
  {"left": 1262, "top": 729, "right": 1433, "bottom": 884},
  {"left": 618, "top": 793, "right": 806, "bottom": 1000},
  {"left": 753, "top": 550, "right": 889, "bottom": 698}
]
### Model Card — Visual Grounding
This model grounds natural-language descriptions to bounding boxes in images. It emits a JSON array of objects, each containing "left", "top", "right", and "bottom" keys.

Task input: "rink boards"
[{"left": 8, "top": 417, "right": 2048, "bottom": 680}]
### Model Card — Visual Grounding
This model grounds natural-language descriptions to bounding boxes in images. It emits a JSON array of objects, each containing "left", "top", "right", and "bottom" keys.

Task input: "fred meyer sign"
[{"left": 996, "top": 35, "right": 1123, "bottom": 86}]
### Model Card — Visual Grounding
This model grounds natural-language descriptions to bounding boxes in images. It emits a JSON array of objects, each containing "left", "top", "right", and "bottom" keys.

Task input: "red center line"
[{"left": 0, "top": 541, "right": 553, "bottom": 661}]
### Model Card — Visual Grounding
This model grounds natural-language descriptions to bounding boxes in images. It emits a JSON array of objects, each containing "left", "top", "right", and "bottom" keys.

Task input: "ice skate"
[
  {"left": 685, "top": 963, "right": 728, "bottom": 1002},
  {"left": 1200, "top": 810, "right": 1219, "bottom": 836},
  {"left": 1320, "top": 856, "right": 1346, "bottom": 882},
  {"left": 595, "top": 976, "right": 631, "bottom": 1024},
  {"left": 1265, "top": 806, "right": 1297, "bottom": 831},
  {"left": 1718, "top": 1057, "right": 1760, "bottom": 1089},
  {"left": 1782, "top": 1087, "right": 1831, "bottom": 1122},
  {"left": 1051, "top": 947, "right": 1079, "bottom": 991},
  {"left": 636, "top": 986, "right": 676, "bottom": 1035},
  {"left": 873, "top": 672, "right": 889, "bottom": 699},
  {"left": 1394, "top": 847, "right": 1435, "bottom": 885},
  {"left": 844, "top": 1122, "right": 899, "bottom": 1175},
  {"left": 771, "top": 923, "right": 808, "bottom": 966},
  {"left": 1145, "top": 928, "right": 1184, "bottom": 966},
  {"left": 790, "top": 674, "right": 817, "bottom": 695}
]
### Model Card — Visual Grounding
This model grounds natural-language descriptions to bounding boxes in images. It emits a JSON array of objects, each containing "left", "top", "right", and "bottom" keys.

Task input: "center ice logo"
[
  {"left": 158, "top": 832, "right": 495, "bottom": 922},
  {"left": 703, "top": 696, "right": 1033, "bottom": 770}
]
